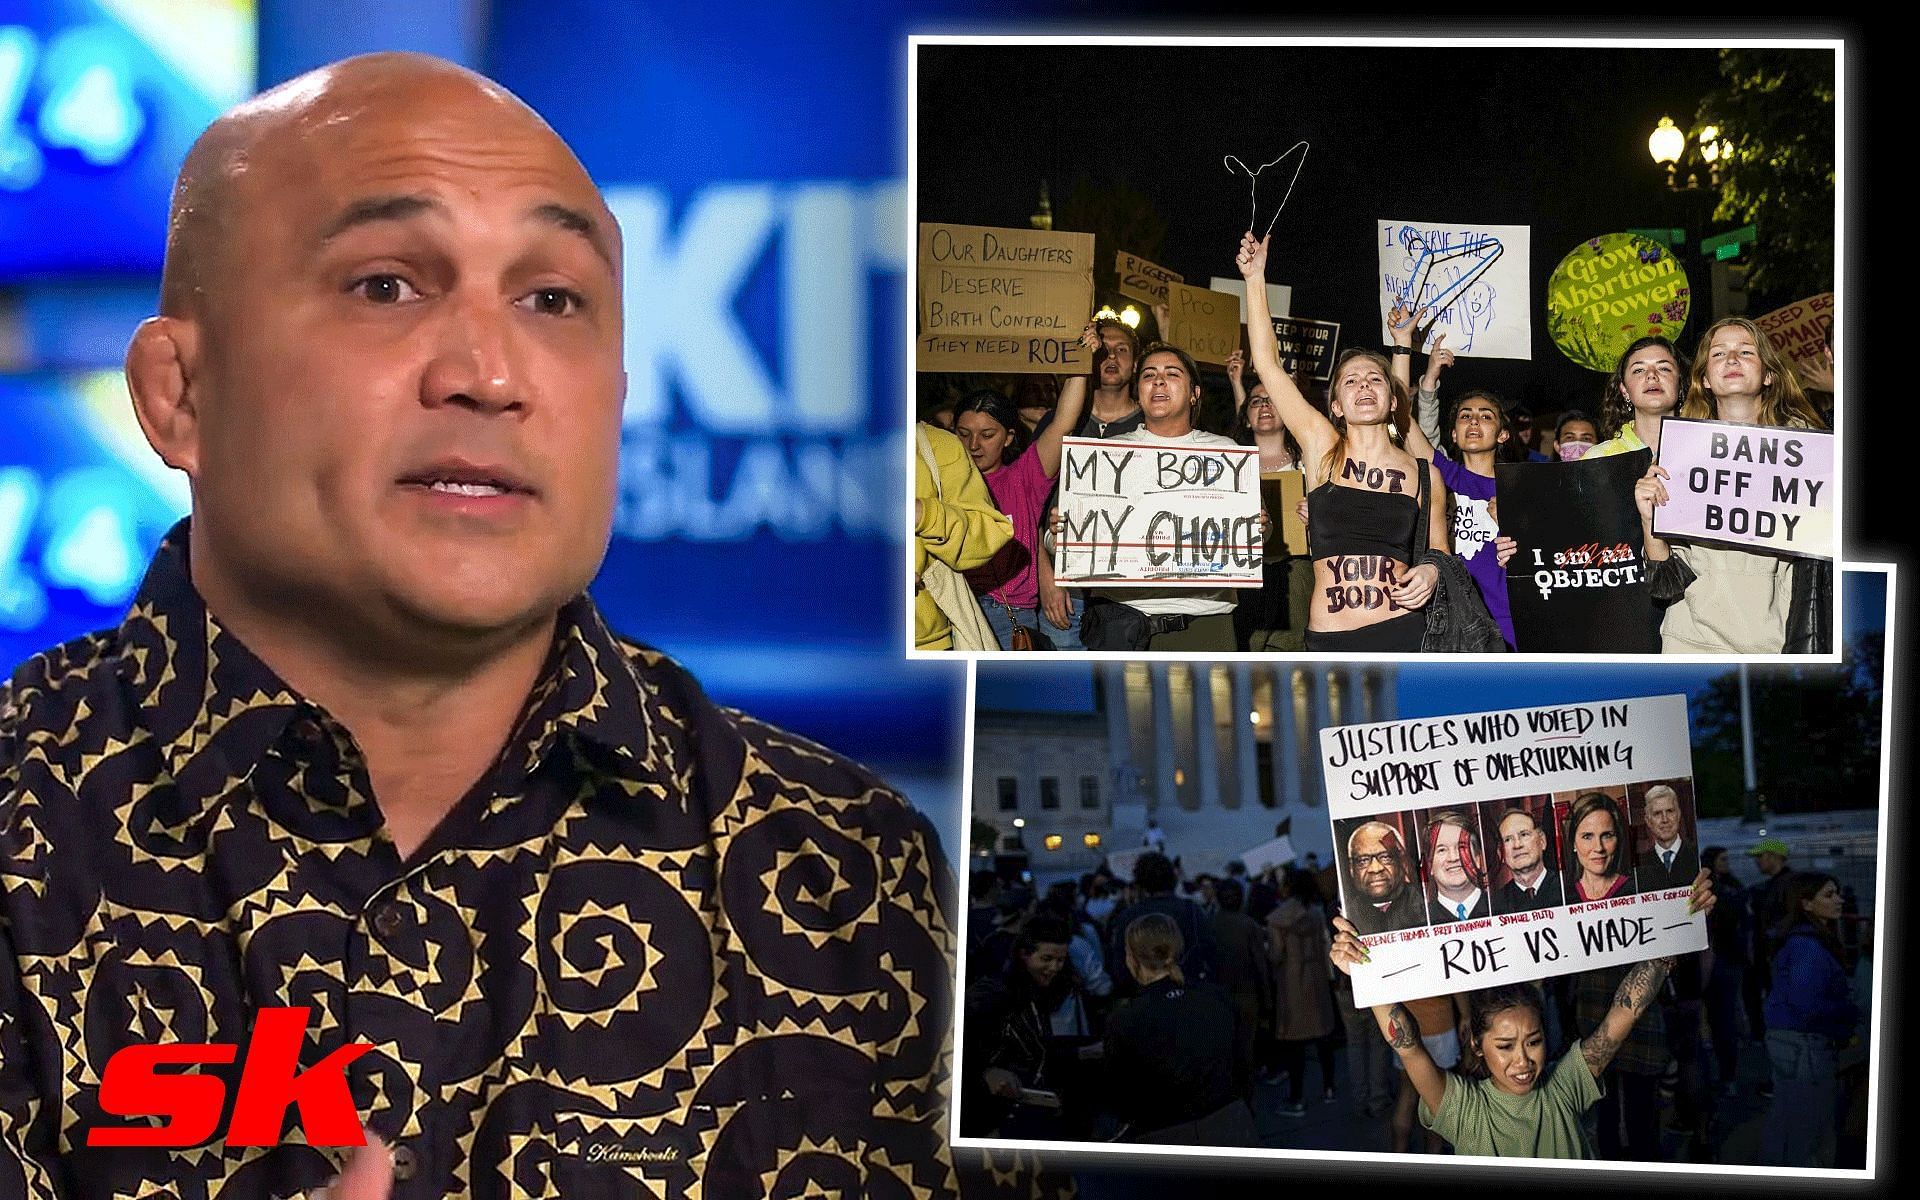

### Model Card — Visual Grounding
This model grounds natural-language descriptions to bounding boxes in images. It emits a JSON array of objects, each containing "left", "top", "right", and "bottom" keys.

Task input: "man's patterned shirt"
[{"left": 0, "top": 525, "right": 964, "bottom": 1198}]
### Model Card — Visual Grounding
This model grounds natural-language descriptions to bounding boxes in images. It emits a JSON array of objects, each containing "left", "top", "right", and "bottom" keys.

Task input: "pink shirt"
[{"left": 967, "top": 446, "right": 1051, "bottom": 609}]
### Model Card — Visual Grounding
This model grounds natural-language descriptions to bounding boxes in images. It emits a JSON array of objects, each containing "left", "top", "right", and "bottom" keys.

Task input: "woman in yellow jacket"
[{"left": 914, "top": 422, "right": 1013, "bottom": 649}]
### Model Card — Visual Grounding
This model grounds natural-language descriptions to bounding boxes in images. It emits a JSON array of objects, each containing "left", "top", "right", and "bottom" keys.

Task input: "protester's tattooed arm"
[
  {"left": 1377, "top": 1000, "right": 1450, "bottom": 1115},
  {"left": 1383, "top": 1002, "right": 1420, "bottom": 1052},
  {"left": 1583, "top": 956, "right": 1675, "bottom": 1077}
]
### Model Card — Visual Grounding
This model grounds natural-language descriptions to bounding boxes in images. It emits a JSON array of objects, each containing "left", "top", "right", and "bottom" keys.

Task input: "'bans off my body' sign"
[
  {"left": 1322, "top": 694, "right": 1706, "bottom": 1007},
  {"left": 1054, "top": 437, "right": 1263, "bottom": 587},
  {"left": 1652, "top": 417, "right": 1834, "bottom": 560}
]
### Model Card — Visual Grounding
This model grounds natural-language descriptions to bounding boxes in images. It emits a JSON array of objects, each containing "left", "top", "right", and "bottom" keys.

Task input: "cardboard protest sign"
[
  {"left": 1260, "top": 470, "right": 1307, "bottom": 557},
  {"left": 1546, "top": 233, "right": 1692, "bottom": 372},
  {"left": 1115, "top": 250, "right": 1182, "bottom": 307},
  {"left": 1054, "top": 437, "right": 1263, "bottom": 588},
  {"left": 1241, "top": 835, "right": 1297, "bottom": 877},
  {"left": 1651, "top": 418, "right": 1835, "bottom": 560},
  {"left": 1162, "top": 281, "right": 1242, "bottom": 366},
  {"left": 1321, "top": 694, "right": 1705, "bottom": 1007},
  {"left": 1378, "top": 219, "right": 1531, "bottom": 360},
  {"left": 1206, "top": 276, "right": 1293, "bottom": 322},
  {"left": 1495, "top": 450, "right": 1660, "bottom": 653},
  {"left": 916, "top": 223, "right": 1094, "bottom": 374},
  {"left": 1754, "top": 292, "right": 1835, "bottom": 384},
  {"left": 1269, "top": 315, "right": 1341, "bottom": 381}
]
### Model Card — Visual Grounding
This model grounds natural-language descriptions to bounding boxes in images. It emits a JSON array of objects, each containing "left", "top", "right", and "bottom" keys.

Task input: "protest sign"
[
  {"left": 1206, "top": 276, "right": 1293, "bottom": 322},
  {"left": 1241, "top": 835, "right": 1297, "bottom": 877},
  {"left": 1321, "top": 694, "right": 1704, "bottom": 1007},
  {"left": 1545, "top": 233, "right": 1692, "bottom": 372},
  {"left": 1054, "top": 437, "right": 1263, "bottom": 588},
  {"left": 1115, "top": 250, "right": 1183, "bottom": 307},
  {"left": 916, "top": 223, "right": 1094, "bottom": 374},
  {"left": 1495, "top": 450, "right": 1660, "bottom": 653},
  {"left": 1651, "top": 418, "right": 1835, "bottom": 560},
  {"left": 1162, "top": 281, "right": 1242, "bottom": 366},
  {"left": 1378, "top": 219, "right": 1531, "bottom": 359},
  {"left": 1268, "top": 315, "right": 1341, "bottom": 381},
  {"left": 1753, "top": 292, "right": 1835, "bottom": 383},
  {"left": 1261, "top": 470, "right": 1307, "bottom": 557}
]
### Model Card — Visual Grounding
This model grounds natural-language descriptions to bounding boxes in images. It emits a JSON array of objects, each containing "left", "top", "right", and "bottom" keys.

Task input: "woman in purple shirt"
[{"left": 1390, "top": 311, "right": 1519, "bottom": 649}]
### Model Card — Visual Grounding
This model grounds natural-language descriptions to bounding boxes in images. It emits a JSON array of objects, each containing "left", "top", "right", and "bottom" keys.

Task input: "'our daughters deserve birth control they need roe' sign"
[
  {"left": 1054, "top": 438, "right": 1263, "bottom": 587},
  {"left": 916, "top": 222, "right": 1095, "bottom": 374},
  {"left": 1323, "top": 694, "right": 1706, "bottom": 1008}
]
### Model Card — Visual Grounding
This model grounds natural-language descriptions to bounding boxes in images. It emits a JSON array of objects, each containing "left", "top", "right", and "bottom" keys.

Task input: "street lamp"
[{"left": 1648, "top": 115, "right": 1727, "bottom": 192}]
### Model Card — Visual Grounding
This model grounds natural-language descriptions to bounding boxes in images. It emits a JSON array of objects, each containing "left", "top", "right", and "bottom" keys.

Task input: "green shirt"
[{"left": 1419, "top": 1041, "right": 1603, "bottom": 1159}]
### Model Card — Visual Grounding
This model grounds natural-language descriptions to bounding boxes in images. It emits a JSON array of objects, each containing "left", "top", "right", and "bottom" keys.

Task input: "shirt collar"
[{"left": 116, "top": 519, "right": 676, "bottom": 813}]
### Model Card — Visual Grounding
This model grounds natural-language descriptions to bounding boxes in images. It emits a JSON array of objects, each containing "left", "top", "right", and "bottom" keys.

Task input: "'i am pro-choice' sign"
[
  {"left": 1322, "top": 694, "right": 1706, "bottom": 1007},
  {"left": 1652, "top": 418, "right": 1834, "bottom": 560},
  {"left": 1054, "top": 437, "right": 1263, "bottom": 587}
]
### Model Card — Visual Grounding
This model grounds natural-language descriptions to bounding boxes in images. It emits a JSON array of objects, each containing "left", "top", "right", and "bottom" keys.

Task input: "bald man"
[
  {"left": 0, "top": 55, "right": 965, "bottom": 1200},
  {"left": 1341, "top": 821, "right": 1426, "bottom": 936}
]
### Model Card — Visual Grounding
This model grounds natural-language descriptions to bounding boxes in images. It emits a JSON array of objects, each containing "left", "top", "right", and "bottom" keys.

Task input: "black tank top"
[{"left": 1306, "top": 478, "right": 1420, "bottom": 564}]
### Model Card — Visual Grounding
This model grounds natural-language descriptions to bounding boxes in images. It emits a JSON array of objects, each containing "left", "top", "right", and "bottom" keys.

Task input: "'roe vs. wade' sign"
[
  {"left": 1322, "top": 694, "right": 1706, "bottom": 1007},
  {"left": 1652, "top": 418, "right": 1834, "bottom": 561},
  {"left": 1054, "top": 438, "right": 1263, "bottom": 588}
]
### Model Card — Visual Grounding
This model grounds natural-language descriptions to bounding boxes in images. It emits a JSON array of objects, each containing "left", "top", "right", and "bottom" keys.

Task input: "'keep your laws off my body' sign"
[
  {"left": 1652, "top": 418, "right": 1835, "bottom": 560},
  {"left": 1322, "top": 694, "right": 1706, "bottom": 1008},
  {"left": 1054, "top": 438, "right": 1263, "bottom": 587}
]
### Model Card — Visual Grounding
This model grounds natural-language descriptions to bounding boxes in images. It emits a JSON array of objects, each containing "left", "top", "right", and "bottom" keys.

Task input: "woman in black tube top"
[{"left": 1236, "top": 231, "right": 1448, "bottom": 651}]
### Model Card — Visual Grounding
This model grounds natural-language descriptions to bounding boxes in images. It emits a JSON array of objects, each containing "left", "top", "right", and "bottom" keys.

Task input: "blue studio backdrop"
[{"left": 0, "top": 0, "right": 991, "bottom": 824}]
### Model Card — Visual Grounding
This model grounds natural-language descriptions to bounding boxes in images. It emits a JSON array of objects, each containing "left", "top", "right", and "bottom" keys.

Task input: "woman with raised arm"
[
  {"left": 952, "top": 324, "right": 1094, "bottom": 649},
  {"left": 1635, "top": 317, "right": 1830, "bottom": 653},
  {"left": 1327, "top": 870, "right": 1715, "bottom": 1158},
  {"left": 1236, "top": 232, "right": 1447, "bottom": 652},
  {"left": 1391, "top": 313, "right": 1518, "bottom": 650}
]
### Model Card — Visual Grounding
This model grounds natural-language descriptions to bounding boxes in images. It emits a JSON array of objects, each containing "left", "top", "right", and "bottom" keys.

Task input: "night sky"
[{"left": 918, "top": 43, "right": 1776, "bottom": 417}]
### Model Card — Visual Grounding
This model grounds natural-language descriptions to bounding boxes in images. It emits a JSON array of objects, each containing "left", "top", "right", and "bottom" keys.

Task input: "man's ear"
[{"left": 126, "top": 316, "right": 203, "bottom": 478}]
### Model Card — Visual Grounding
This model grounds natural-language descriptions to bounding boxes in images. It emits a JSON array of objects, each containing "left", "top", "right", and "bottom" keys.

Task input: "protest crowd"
[
  {"left": 915, "top": 230, "right": 1835, "bottom": 655},
  {"left": 960, "top": 836, "right": 1870, "bottom": 1167}
]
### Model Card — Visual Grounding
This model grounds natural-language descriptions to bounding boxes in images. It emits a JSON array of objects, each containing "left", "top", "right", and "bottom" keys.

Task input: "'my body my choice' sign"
[
  {"left": 1652, "top": 418, "right": 1834, "bottom": 560},
  {"left": 1054, "top": 438, "right": 1262, "bottom": 587}
]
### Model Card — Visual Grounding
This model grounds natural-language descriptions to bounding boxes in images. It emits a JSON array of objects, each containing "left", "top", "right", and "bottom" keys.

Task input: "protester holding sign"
[
  {"left": 1636, "top": 317, "right": 1831, "bottom": 653},
  {"left": 1398, "top": 311, "right": 1518, "bottom": 649},
  {"left": 1328, "top": 870, "right": 1714, "bottom": 1160},
  {"left": 955, "top": 326, "right": 1094, "bottom": 649},
  {"left": 1226, "top": 348, "right": 1312, "bottom": 650},
  {"left": 1034, "top": 318, "right": 1147, "bottom": 651},
  {"left": 1051, "top": 344, "right": 1268, "bottom": 651},
  {"left": 1237, "top": 233, "right": 1452, "bottom": 651}
]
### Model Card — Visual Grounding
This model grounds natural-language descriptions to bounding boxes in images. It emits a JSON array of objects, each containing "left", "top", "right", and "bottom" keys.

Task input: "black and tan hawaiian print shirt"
[{"left": 0, "top": 521, "right": 1039, "bottom": 1199}]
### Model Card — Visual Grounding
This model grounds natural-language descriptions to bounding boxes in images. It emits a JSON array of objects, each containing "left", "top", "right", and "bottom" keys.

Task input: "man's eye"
[
  {"left": 350, "top": 274, "right": 419, "bottom": 304},
  {"left": 519, "top": 287, "right": 584, "bottom": 317}
]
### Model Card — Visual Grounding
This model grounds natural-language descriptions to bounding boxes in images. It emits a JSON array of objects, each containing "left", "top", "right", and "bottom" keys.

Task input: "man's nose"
[{"left": 421, "top": 289, "right": 525, "bottom": 414}]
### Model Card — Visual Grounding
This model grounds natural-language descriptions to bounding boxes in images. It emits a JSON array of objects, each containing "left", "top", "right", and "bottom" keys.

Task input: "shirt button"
[
  {"left": 372, "top": 903, "right": 404, "bottom": 938},
  {"left": 390, "top": 1143, "right": 418, "bottom": 1181}
]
